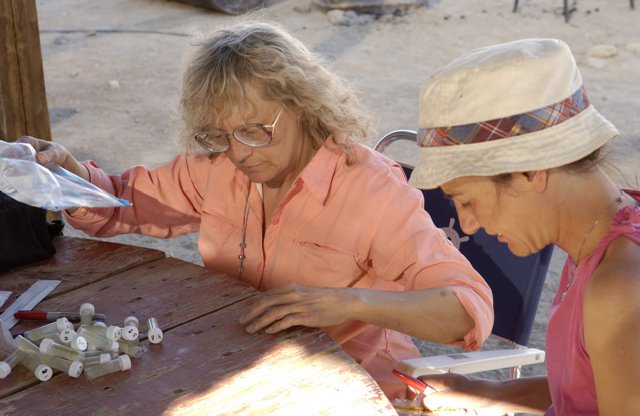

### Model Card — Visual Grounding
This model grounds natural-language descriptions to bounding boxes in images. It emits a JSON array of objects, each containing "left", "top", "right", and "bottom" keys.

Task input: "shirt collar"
[{"left": 298, "top": 145, "right": 341, "bottom": 204}]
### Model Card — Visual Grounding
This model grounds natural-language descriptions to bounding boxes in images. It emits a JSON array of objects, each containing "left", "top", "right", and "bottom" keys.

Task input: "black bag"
[{"left": 0, "top": 192, "right": 64, "bottom": 272}]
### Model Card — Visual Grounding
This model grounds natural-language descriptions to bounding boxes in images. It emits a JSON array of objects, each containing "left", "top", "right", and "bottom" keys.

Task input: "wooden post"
[{"left": 0, "top": 0, "right": 51, "bottom": 141}]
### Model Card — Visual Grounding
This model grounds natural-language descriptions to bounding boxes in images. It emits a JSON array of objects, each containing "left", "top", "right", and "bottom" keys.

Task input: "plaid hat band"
[{"left": 417, "top": 86, "right": 590, "bottom": 147}]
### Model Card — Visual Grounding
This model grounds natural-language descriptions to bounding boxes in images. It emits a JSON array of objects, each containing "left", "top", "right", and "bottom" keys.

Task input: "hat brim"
[{"left": 408, "top": 106, "right": 619, "bottom": 189}]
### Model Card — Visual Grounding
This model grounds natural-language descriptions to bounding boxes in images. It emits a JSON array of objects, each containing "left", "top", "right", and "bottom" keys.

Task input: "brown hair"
[{"left": 491, "top": 148, "right": 604, "bottom": 186}]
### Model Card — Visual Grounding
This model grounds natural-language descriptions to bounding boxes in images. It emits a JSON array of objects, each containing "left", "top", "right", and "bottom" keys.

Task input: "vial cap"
[
  {"left": 106, "top": 326, "right": 122, "bottom": 341},
  {"left": 148, "top": 328, "right": 163, "bottom": 344},
  {"left": 122, "top": 326, "right": 139, "bottom": 342},
  {"left": 93, "top": 321, "right": 107, "bottom": 328},
  {"left": 123, "top": 316, "right": 138, "bottom": 327},
  {"left": 68, "top": 361, "right": 83, "bottom": 378},
  {"left": 0, "top": 362, "right": 11, "bottom": 378},
  {"left": 39, "top": 338, "right": 54, "bottom": 354},
  {"left": 119, "top": 354, "right": 132, "bottom": 371},
  {"left": 58, "top": 329, "right": 75, "bottom": 344},
  {"left": 100, "top": 353, "right": 111, "bottom": 364},
  {"left": 35, "top": 364, "right": 53, "bottom": 381},
  {"left": 72, "top": 336, "right": 88, "bottom": 351},
  {"left": 56, "top": 317, "right": 72, "bottom": 332},
  {"left": 80, "top": 303, "right": 95, "bottom": 315}
]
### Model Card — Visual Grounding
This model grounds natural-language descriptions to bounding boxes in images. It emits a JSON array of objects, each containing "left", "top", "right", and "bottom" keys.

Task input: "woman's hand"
[
  {"left": 239, "top": 282, "right": 356, "bottom": 334},
  {"left": 417, "top": 374, "right": 505, "bottom": 416},
  {"left": 16, "top": 136, "right": 89, "bottom": 181}
]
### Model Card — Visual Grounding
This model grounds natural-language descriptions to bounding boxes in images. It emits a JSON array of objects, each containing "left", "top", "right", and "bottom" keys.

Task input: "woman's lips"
[{"left": 242, "top": 162, "right": 264, "bottom": 173}]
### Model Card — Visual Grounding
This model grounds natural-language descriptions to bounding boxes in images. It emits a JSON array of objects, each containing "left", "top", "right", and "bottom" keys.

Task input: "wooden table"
[{"left": 0, "top": 236, "right": 397, "bottom": 415}]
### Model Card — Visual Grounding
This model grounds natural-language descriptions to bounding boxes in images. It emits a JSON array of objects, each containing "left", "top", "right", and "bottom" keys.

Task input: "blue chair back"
[{"left": 376, "top": 131, "right": 553, "bottom": 346}]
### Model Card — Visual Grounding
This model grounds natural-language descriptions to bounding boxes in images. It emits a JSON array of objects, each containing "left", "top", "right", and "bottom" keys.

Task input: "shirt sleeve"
[
  {"left": 64, "top": 154, "right": 210, "bottom": 238},
  {"left": 368, "top": 165, "right": 494, "bottom": 350}
]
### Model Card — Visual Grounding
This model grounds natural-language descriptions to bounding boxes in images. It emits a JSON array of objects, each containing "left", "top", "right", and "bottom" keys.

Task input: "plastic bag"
[{"left": 0, "top": 140, "right": 131, "bottom": 211}]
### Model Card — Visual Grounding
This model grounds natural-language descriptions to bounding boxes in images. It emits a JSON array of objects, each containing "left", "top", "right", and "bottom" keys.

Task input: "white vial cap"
[
  {"left": 68, "top": 361, "right": 83, "bottom": 378},
  {"left": 93, "top": 321, "right": 107, "bottom": 328},
  {"left": 148, "top": 328, "right": 163, "bottom": 344},
  {"left": 99, "top": 353, "right": 111, "bottom": 364},
  {"left": 39, "top": 338, "right": 53, "bottom": 354},
  {"left": 0, "top": 362, "right": 11, "bottom": 378},
  {"left": 58, "top": 328, "right": 75, "bottom": 344},
  {"left": 123, "top": 316, "right": 138, "bottom": 327},
  {"left": 35, "top": 364, "right": 53, "bottom": 381},
  {"left": 106, "top": 326, "right": 122, "bottom": 341},
  {"left": 122, "top": 326, "right": 139, "bottom": 342},
  {"left": 71, "top": 336, "right": 88, "bottom": 351},
  {"left": 55, "top": 317, "right": 72, "bottom": 332},
  {"left": 111, "top": 341, "right": 119, "bottom": 352},
  {"left": 118, "top": 354, "right": 132, "bottom": 371},
  {"left": 80, "top": 303, "right": 95, "bottom": 315}
]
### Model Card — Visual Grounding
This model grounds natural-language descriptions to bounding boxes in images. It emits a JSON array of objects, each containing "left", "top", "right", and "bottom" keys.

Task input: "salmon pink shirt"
[{"left": 66, "top": 142, "right": 493, "bottom": 398}]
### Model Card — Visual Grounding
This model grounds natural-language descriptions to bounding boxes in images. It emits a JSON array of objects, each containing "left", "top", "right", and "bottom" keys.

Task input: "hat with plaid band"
[{"left": 409, "top": 38, "right": 619, "bottom": 189}]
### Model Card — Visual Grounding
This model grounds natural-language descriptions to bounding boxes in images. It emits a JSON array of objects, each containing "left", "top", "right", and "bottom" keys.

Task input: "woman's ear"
[{"left": 523, "top": 170, "right": 549, "bottom": 192}]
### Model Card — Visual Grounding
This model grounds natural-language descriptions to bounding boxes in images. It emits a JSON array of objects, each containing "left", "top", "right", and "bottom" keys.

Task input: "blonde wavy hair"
[{"left": 179, "top": 21, "right": 371, "bottom": 160}]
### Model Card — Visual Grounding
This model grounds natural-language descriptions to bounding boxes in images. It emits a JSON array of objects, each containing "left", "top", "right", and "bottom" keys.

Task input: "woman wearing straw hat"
[
  {"left": 18, "top": 21, "right": 494, "bottom": 400},
  {"left": 410, "top": 39, "right": 640, "bottom": 415}
]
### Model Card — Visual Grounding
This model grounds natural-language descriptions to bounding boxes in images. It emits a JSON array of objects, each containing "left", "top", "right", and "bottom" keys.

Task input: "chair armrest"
[{"left": 397, "top": 348, "right": 545, "bottom": 377}]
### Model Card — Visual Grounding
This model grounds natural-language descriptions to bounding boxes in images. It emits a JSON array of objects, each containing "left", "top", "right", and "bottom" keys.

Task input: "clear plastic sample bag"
[{"left": 0, "top": 140, "right": 131, "bottom": 211}]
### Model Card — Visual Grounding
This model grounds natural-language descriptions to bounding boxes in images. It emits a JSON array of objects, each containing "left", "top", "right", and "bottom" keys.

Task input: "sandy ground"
[{"left": 36, "top": 0, "right": 639, "bottom": 381}]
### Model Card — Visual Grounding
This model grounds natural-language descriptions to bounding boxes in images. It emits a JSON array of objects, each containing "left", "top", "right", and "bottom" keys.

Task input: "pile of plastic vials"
[{"left": 0, "top": 303, "right": 163, "bottom": 382}]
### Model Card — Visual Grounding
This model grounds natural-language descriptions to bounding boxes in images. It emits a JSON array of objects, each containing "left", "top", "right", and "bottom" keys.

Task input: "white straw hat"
[{"left": 409, "top": 38, "right": 619, "bottom": 189}]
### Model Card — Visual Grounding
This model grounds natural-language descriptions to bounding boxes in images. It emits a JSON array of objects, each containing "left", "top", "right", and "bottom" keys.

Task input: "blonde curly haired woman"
[{"left": 21, "top": 21, "right": 492, "bottom": 399}]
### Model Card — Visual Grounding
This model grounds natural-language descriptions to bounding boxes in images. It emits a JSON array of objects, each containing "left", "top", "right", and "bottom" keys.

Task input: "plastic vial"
[
  {"left": 122, "top": 316, "right": 139, "bottom": 342},
  {"left": 0, "top": 320, "right": 16, "bottom": 351},
  {"left": 0, "top": 349, "right": 26, "bottom": 378},
  {"left": 16, "top": 335, "right": 41, "bottom": 356},
  {"left": 84, "top": 354, "right": 131, "bottom": 380},
  {"left": 39, "top": 338, "right": 83, "bottom": 361},
  {"left": 81, "top": 352, "right": 111, "bottom": 367},
  {"left": 84, "top": 323, "right": 122, "bottom": 342},
  {"left": 77, "top": 326, "right": 115, "bottom": 351},
  {"left": 118, "top": 340, "right": 144, "bottom": 358},
  {"left": 40, "top": 354, "right": 83, "bottom": 378},
  {"left": 21, "top": 355, "right": 53, "bottom": 382},
  {"left": 24, "top": 317, "right": 73, "bottom": 343},
  {"left": 105, "top": 325, "right": 122, "bottom": 341},
  {"left": 79, "top": 303, "right": 95, "bottom": 326},
  {"left": 58, "top": 329, "right": 88, "bottom": 351},
  {"left": 147, "top": 317, "right": 163, "bottom": 344}
]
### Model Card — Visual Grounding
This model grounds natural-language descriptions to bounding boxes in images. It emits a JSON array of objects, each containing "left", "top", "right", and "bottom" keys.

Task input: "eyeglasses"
[{"left": 194, "top": 108, "right": 283, "bottom": 153}]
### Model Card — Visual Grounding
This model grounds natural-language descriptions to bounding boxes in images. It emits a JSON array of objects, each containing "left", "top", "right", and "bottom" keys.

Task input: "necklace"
[
  {"left": 237, "top": 188, "right": 250, "bottom": 277},
  {"left": 561, "top": 189, "right": 624, "bottom": 300}
]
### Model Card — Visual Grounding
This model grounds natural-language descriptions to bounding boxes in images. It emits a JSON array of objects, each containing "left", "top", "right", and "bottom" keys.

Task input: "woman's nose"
[
  {"left": 226, "top": 138, "right": 253, "bottom": 162},
  {"left": 457, "top": 209, "right": 480, "bottom": 235}
]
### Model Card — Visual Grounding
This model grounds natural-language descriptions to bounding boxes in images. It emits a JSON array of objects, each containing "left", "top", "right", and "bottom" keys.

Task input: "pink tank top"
[{"left": 545, "top": 190, "right": 640, "bottom": 415}]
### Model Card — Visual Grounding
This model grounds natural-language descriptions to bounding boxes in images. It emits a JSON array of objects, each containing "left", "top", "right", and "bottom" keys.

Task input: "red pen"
[
  {"left": 13, "top": 310, "right": 107, "bottom": 322},
  {"left": 392, "top": 368, "right": 436, "bottom": 394}
]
